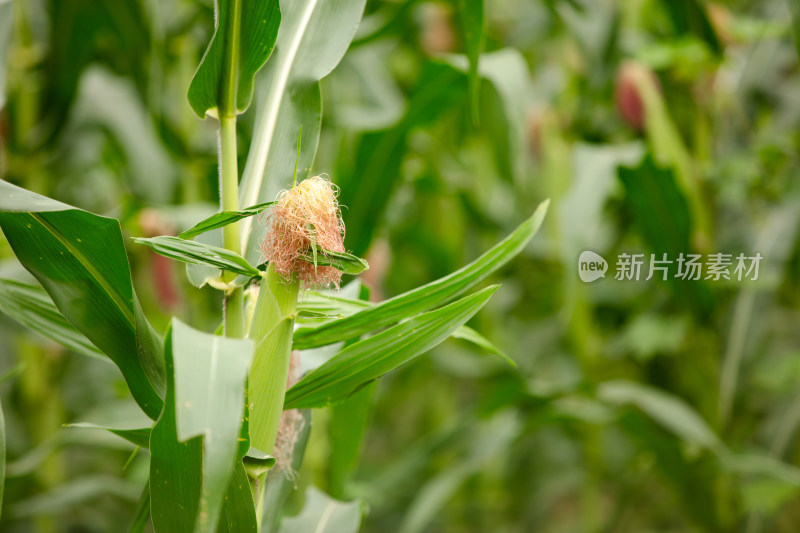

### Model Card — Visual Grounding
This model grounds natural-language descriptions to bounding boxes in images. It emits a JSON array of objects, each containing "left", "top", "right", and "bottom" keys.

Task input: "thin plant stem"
[{"left": 218, "top": 0, "right": 244, "bottom": 338}]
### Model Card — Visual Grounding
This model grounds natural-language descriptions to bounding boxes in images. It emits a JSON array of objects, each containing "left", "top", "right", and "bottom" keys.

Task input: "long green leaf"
[
  {"left": 457, "top": 0, "right": 484, "bottom": 121},
  {"left": 292, "top": 200, "right": 549, "bottom": 350},
  {"left": 178, "top": 202, "right": 274, "bottom": 239},
  {"left": 170, "top": 319, "right": 254, "bottom": 533},
  {"left": 133, "top": 236, "right": 259, "bottom": 277},
  {"left": 238, "top": 0, "right": 367, "bottom": 264},
  {"left": 0, "top": 181, "right": 165, "bottom": 419},
  {"left": 188, "top": 0, "right": 281, "bottom": 117},
  {"left": 598, "top": 380, "right": 722, "bottom": 451},
  {"left": 67, "top": 423, "right": 151, "bottom": 449},
  {"left": 150, "top": 326, "right": 203, "bottom": 533},
  {"left": 0, "top": 0, "right": 12, "bottom": 111},
  {"left": 451, "top": 326, "right": 516, "bottom": 368},
  {"left": 285, "top": 285, "right": 498, "bottom": 410},
  {"left": 0, "top": 279, "right": 106, "bottom": 360}
]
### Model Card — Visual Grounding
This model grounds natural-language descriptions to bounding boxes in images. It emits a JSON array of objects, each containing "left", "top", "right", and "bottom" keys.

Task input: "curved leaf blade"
[
  {"left": 178, "top": 201, "right": 274, "bottom": 239},
  {"left": 0, "top": 181, "right": 165, "bottom": 419},
  {"left": 284, "top": 285, "right": 499, "bottom": 410},
  {"left": 133, "top": 236, "right": 259, "bottom": 277},
  {"left": 0, "top": 279, "right": 106, "bottom": 360},
  {"left": 171, "top": 319, "right": 255, "bottom": 533},
  {"left": 292, "top": 200, "right": 549, "bottom": 350},
  {"left": 188, "top": 0, "right": 281, "bottom": 117},
  {"left": 238, "top": 0, "right": 367, "bottom": 260}
]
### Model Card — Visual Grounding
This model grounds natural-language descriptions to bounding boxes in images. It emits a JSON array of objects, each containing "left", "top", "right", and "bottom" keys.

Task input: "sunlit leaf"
[
  {"left": 171, "top": 319, "right": 255, "bottom": 533},
  {"left": 451, "top": 325, "right": 516, "bottom": 367},
  {"left": 285, "top": 285, "right": 498, "bottom": 409},
  {"left": 133, "top": 235, "right": 259, "bottom": 277},
  {"left": 178, "top": 202, "right": 274, "bottom": 239},
  {"left": 188, "top": 0, "right": 281, "bottom": 117},
  {"left": 293, "top": 200, "right": 549, "bottom": 350},
  {"left": 0, "top": 181, "right": 165, "bottom": 419},
  {"left": 238, "top": 0, "right": 368, "bottom": 264}
]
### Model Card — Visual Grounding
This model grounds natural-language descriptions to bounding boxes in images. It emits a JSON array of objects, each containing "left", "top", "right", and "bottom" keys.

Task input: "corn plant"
[{"left": 0, "top": 0, "right": 548, "bottom": 531}]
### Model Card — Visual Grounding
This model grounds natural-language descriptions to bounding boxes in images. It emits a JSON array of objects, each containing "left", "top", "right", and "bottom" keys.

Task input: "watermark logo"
[
  {"left": 578, "top": 251, "right": 763, "bottom": 282},
  {"left": 578, "top": 251, "right": 608, "bottom": 282}
]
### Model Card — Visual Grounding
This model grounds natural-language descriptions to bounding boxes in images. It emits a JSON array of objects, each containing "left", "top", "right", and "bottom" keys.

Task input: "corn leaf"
[
  {"left": 0, "top": 279, "right": 106, "bottom": 360},
  {"left": 133, "top": 235, "right": 259, "bottom": 277},
  {"left": 178, "top": 202, "right": 274, "bottom": 239},
  {"left": 67, "top": 423, "right": 151, "bottom": 449},
  {"left": 451, "top": 326, "right": 516, "bottom": 368},
  {"left": 0, "top": 181, "right": 165, "bottom": 420},
  {"left": 150, "top": 327, "right": 203, "bottom": 533},
  {"left": 188, "top": 0, "right": 281, "bottom": 117},
  {"left": 457, "top": 0, "right": 484, "bottom": 121},
  {"left": 292, "top": 200, "right": 549, "bottom": 350},
  {"left": 171, "top": 319, "right": 255, "bottom": 533},
  {"left": 238, "top": 0, "right": 367, "bottom": 264},
  {"left": 285, "top": 285, "right": 498, "bottom": 410}
]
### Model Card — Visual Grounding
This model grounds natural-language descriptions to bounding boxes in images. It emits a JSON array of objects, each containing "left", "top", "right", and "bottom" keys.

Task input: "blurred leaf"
[
  {"left": 329, "top": 382, "right": 375, "bottom": 499},
  {"left": 400, "top": 411, "right": 520, "bottom": 533},
  {"left": 0, "top": 181, "right": 165, "bottom": 419},
  {"left": 598, "top": 380, "right": 721, "bottom": 450},
  {"left": 447, "top": 49, "right": 530, "bottom": 184},
  {"left": 618, "top": 156, "right": 691, "bottom": 255},
  {"left": 43, "top": 0, "right": 150, "bottom": 138},
  {"left": 178, "top": 202, "right": 274, "bottom": 239},
  {"left": 188, "top": 0, "right": 281, "bottom": 117},
  {"left": 285, "top": 285, "right": 498, "bottom": 409},
  {"left": 627, "top": 64, "right": 710, "bottom": 244},
  {"left": 0, "top": 0, "right": 12, "bottom": 110},
  {"left": 300, "top": 246, "right": 369, "bottom": 275},
  {"left": 451, "top": 325, "right": 516, "bottom": 367},
  {"left": 278, "top": 486, "right": 362, "bottom": 533},
  {"left": 327, "top": 44, "right": 405, "bottom": 131},
  {"left": 659, "top": 0, "right": 722, "bottom": 56},
  {"left": 293, "top": 200, "right": 549, "bottom": 350},
  {"left": 457, "top": 0, "right": 484, "bottom": 121},
  {"left": 66, "top": 423, "right": 151, "bottom": 449},
  {"left": 790, "top": 0, "right": 800, "bottom": 60},
  {"left": 239, "top": 0, "right": 367, "bottom": 262},
  {"left": 8, "top": 475, "right": 140, "bottom": 519},
  {"left": 150, "top": 327, "right": 203, "bottom": 533},
  {"left": 133, "top": 235, "right": 260, "bottom": 277},
  {"left": 618, "top": 155, "right": 712, "bottom": 316},
  {"left": 0, "top": 279, "right": 106, "bottom": 360},
  {"left": 170, "top": 319, "right": 255, "bottom": 533}
]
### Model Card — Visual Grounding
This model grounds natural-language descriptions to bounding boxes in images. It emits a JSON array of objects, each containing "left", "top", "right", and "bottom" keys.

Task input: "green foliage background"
[{"left": 2, "top": 0, "right": 800, "bottom": 531}]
